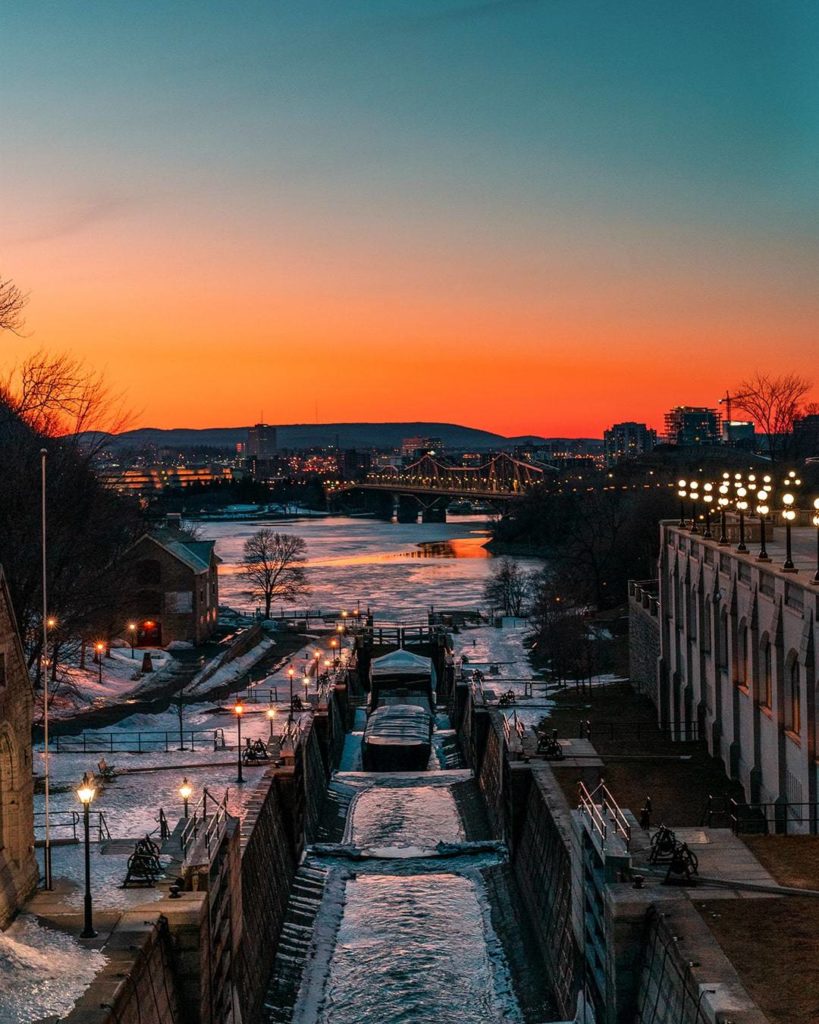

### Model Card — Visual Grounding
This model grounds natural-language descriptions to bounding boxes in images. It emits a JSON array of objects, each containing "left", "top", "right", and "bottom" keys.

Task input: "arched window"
[
  {"left": 717, "top": 608, "right": 729, "bottom": 670},
  {"left": 785, "top": 652, "right": 801, "bottom": 734},
  {"left": 136, "top": 559, "right": 161, "bottom": 586},
  {"left": 736, "top": 620, "right": 749, "bottom": 687},
  {"left": 759, "top": 635, "right": 772, "bottom": 708}
]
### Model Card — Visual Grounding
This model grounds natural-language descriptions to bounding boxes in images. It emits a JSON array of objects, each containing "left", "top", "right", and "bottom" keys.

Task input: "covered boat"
[
  {"left": 363, "top": 649, "right": 435, "bottom": 770},
  {"left": 362, "top": 704, "right": 433, "bottom": 772}
]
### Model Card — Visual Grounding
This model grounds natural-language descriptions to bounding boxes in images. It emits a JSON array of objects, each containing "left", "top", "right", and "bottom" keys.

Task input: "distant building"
[
  {"left": 101, "top": 465, "right": 234, "bottom": 494},
  {"left": 721, "top": 420, "right": 755, "bottom": 448},
  {"left": 663, "top": 406, "right": 720, "bottom": 446},
  {"left": 247, "top": 423, "right": 278, "bottom": 458},
  {"left": 124, "top": 523, "right": 220, "bottom": 646},
  {"left": 337, "top": 449, "right": 372, "bottom": 480},
  {"left": 401, "top": 437, "right": 444, "bottom": 461},
  {"left": 603, "top": 422, "right": 657, "bottom": 464},
  {"left": 0, "top": 566, "right": 37, "bottom": 925},
  {"left": 793, "top": 414, "right": 819, "bottom": 457}
]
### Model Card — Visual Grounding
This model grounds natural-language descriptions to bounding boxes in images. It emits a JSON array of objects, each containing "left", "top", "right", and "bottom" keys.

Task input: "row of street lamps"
[{"left": 676, "top": 471, "right": 819, "bottom": 582}]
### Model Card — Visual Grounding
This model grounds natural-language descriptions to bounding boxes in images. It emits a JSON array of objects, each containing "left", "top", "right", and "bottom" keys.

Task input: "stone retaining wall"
[{"left": 628, "top": 586, "right": 660, "bottom": 704}]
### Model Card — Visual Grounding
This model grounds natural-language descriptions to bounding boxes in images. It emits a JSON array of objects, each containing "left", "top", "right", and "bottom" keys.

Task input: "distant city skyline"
[{"left": 3, "top": 1, "right": 818, "bottom": 434}]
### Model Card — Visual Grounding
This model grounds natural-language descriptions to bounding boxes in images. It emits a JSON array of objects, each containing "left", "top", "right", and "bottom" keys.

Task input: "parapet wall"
[{"left": 628, "top": 581, "right": 660, "bottom": 705}]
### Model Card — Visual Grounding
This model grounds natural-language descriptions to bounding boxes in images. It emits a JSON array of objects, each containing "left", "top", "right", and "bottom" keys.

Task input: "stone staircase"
[{"left": 262, "top": 862, "right": 329, "bottom": 1022}]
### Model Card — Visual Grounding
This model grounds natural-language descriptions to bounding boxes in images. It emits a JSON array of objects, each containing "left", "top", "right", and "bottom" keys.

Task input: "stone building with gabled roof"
[
  {"left": 124, "top": 528, "right": 220, "bottom": 646},
  {"left": 0, "top": 565, "right": 37, "bottom": 926}
]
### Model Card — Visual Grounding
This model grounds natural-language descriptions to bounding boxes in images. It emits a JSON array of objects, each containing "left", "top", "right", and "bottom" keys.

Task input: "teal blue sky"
[{"left": 3, "top": 1, "right": 818, "bottom": 433}]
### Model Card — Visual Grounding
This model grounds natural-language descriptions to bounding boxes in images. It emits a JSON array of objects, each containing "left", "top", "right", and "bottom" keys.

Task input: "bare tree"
[
  {"left": 0, "top": 350, "right": 131, "bottom": 446},
  {"left": 241, "top": 530, "right": 310, "bottom": 618},
  {"left": 733, "top": 372, "right": 812, "bottom": 464},
  {"left": 0, "top": 275, "right": 27, "bottom": 334},
  {"left": 483, "top": 558, "right": 529, "bottom": 617}
]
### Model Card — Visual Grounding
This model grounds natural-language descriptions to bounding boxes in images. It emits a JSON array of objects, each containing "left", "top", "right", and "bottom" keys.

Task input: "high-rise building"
[
  {"left": 721, "top": 420, "right": 756, "bottom": 449},
  {"left": 793, "top": 414, "right": 819, "bottom": 457},
  {"left": 247, "top": 423, "right": 278, "bottom": 457},
  {"left": 663, "top": 406, "right": 720, "bottom": 446},
  {"left": 603, "top": 422, "right": 657, "bottom": 464}
]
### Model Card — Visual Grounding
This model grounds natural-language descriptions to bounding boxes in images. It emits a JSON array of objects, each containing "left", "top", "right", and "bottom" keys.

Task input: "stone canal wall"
[
  {"left": 63, "top": 907, "right": 196, "bottom": 1024},
  {"left": 512, "top": 768, "right": 582, "bottom": 1019}
]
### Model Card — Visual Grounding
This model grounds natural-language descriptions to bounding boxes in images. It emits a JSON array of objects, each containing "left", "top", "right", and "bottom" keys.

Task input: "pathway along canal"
[{"left": 263, "top": 717, "right": 557, "bottom": 1023}]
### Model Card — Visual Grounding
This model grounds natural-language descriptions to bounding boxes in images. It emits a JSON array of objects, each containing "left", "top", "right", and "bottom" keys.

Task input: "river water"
[{"left": 201, "top": 514, "right": 540, "bottom": 620}]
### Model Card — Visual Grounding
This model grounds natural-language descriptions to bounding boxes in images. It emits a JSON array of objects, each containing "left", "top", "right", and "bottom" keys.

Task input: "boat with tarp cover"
[{"left": 362, "top": 649, "right": 435, "bottom": 771}]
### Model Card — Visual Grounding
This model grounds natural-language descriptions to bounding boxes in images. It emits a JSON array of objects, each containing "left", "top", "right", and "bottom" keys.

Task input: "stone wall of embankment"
[{"left": 512, "top": 768, "right": 582, "bottom": 1019}]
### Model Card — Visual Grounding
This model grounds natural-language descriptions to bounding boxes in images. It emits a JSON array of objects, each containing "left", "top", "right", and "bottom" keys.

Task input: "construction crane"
[{"left": 719, "top": 390, "right": 752, "bottom": 444}]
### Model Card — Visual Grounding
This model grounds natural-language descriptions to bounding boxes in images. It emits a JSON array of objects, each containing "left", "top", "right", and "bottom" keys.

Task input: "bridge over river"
[{"left": 330, "top": 452, "right": 554, "bottom": 518}]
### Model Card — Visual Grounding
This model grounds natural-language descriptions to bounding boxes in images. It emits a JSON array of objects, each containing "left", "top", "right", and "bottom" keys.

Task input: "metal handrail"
[
  {"left": 48, "top": 727, "right": 226, "bottom": 753},
  {"left": 578, "top": 780, "right": 631, "bottom": 849},
  {"left": 34, "top": 808, "right": 110, "bottom": 843},
  {"left": 578, "top": 781, "right": 608, "bottom": 845},
  {"left": 180, "top": 786, "right": 230, "bottom": 861}
]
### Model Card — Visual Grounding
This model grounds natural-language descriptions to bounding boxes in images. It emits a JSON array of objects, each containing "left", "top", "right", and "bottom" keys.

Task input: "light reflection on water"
[
  {"left": 348, "top": 786, "right": 463, "bottom": 848},
  {"left": 319, "top": 873, "right": 522, "bottom": 1024},
  {"left": 201, "top": 516, "right": 540, "bottom": 619}
]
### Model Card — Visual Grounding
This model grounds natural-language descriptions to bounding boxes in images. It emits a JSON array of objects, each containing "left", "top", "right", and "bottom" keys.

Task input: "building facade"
[
  {"left": 125, "top": 531, "right": 220, "bottom": 646},
  {"left": 663, "top": 406, "right": 721, "bottom": 446},
  {"left": 0, "top": 566, "right": 37, "bottom": 925},
  {"left": 658, "top": 522, "right": 818, "bottom": 831},
  {"left": 603, "top": 421, "right": 657, "bottom": 465},
  {"left": 247, "top": 423, "right": 278, "bottom": 458}
]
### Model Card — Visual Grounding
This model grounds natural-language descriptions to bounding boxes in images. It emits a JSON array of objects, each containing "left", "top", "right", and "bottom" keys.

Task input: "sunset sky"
[{"left": 3, "top": 1, "right": 818, "bottom": 437}]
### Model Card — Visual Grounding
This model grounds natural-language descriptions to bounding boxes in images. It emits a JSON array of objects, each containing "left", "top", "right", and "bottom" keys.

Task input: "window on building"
[
  {"left": 703, "top": 596, "right": 712, "bottom": 652},
  {"left": 736, "top": 621, "right": 749, "bottom": 687},
  {"left": 687, "top": 585, "right": 697, "bottom": 639},
  {"left": 759, "top": 636, "right": 772, "bottom": 708},
  {"left": 717, "top": 608, "right": 729, "bottom": 670},
  {"left": 785, "top": 653, "right": 801, "bottom": 734}
]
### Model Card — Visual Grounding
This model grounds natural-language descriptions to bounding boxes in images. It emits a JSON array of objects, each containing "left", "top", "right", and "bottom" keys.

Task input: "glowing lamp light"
[
  {"left": 95, "top": 641, "right": 104, "bottom": 653},
  {"left": 757, "top": 505, "right": 769, "bottom": 517},
  {"left": 233, "top": 701, "right": 244, "bottom": 716},
  {"left": 46, "top": 616, "right": 57, "bottom": 629},
  {"left": 737, "top": 487, "right": 747, "bottom": 498},
  {"left": 783, "top": 493, "right": 795, "bottom": 506},
  {"left": 690, "top": 480, "right": 699, "bottom": 491},
  {"left": 678, "top": 479, "right": 687, "bottom": 488},
  {"left": 128, "top": 622, "right": 136, "bottom": 632},
  {"left": 267, "top": 707, "right": 277, "bottom": 720},
  {"left": 179, "top": 778, "right": 193, "bottom": 802},
  {"left": 783, "top": 509, "right": 796, "bottom": 522},
  {"left": 77, "top": 773, "right": 96, "bottom": 805}
]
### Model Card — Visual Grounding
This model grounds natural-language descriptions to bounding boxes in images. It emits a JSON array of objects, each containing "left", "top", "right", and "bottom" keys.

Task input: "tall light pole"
[
  {"left": 718, "top": 480, "right": 730, "bottom": 546},
  {"left": 782, "top": 492, "right": 797, "bottom": 572},
  {"left": 688, "top": 480, "right": 699, "bottom": 532},
  {"left": 677, "top": 479, "right": 687, "bottom": 527},
  {"left": 41, "top": 448, "right": 52, "bottom": 890},
  {"left": 234, "top": 701, "right": 245, "bottom": 783},
  {"left": 267, "top": 706, "right": 277, "bottom": 741},
  {"left": 812, "top": 498, "right": 819, "bottom": 585},
  {"left": 95, "top": 642, "right": 105, "bottom": 685},
  {"left": 128, "top": 622, "right": 137, "bottom": 659},
  {"left": 288, "top": 667, "right": 295, "bottom": 718},
  {"left": 755, "top": 489, "right": 771, "bottom": 562},
  {"left": 77, "top": 773, "right": 97, "bottom": 938},
  {"left": 702, "top": 483, "right": 713, "bottom": 539},
  {"left": 735, "top": 487, "right": 749, "bottom": 553},
  {"left": 179, "top": 778, "right": 192, "bottom": 819}
]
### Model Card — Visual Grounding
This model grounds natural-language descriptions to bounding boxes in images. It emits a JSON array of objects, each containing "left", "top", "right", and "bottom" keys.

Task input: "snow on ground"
[
  {"left": 0, "top": 913, "right": 107, "bottom": 1024},
  {"left": 38, "top": 646, "right": 173, "bottom": 721},
  {"left": 186, "top": 636, "right": 275, "bottom": 696}
]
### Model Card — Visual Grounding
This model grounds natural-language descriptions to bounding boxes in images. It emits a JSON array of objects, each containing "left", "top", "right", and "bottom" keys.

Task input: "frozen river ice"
[{"left": 201, "top": 515, "right": 542, "bottom": 620}]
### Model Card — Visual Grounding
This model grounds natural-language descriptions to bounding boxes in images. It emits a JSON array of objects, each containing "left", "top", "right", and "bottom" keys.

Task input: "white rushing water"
[
  {"left": 200, "top": 515, "right": 541, "bottom": 619},
  {"left": 348, "top": 785, "right": 464, "bottom": 850},
  {"left": 318, "top": 872, "right": 523, "bottom": 1024}
]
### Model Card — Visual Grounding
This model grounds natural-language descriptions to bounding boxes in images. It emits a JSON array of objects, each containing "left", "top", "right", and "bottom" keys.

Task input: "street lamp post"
[
  {"left": 688, "top": 480, "right": 699, "bottom": 532},
  {"left": 267, "top": 706, "right": 277, "bottom": 741},
  {"left": 95, "top": 642, "right": 105, "bottom": 684},
  {"left": 77, "top": 773, "right": 97, "bottom": 939},
  {"left": 128, "top": 622, "right": 137, "bottom": 659},
  {"left": 812, "top": 498, "right": 819, "bottom": 585},
  {"left": 718, "top": 482, "right": 730, "bottom": 545},
  {"left": 288, "top": 667, "right": 295, "bottom": 718},
  {"left": 179, "top": 778, "right": 192, "bottom": 819},
  {"left": 234, "top": 701, "right": 245, "bottom": 783},
  {"left": 735, "top": 488, "right": 749, "bottom": 553},
  {"left": 677, "top": 480, "right": 687, "bottom": 527},
  {"left": 755, "top": 484, "right": 771, "bottom": 562},
  {"left": 702, "top": 483, "right": 713, "bottom": 539},
  {"left": 782, "top": 493, "right": 797, "bottom": 572}
]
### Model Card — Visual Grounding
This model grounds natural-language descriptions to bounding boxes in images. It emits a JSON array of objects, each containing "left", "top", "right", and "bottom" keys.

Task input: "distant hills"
[{"left": 90, "top": 422, "right": 601, "bottom": 451}]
